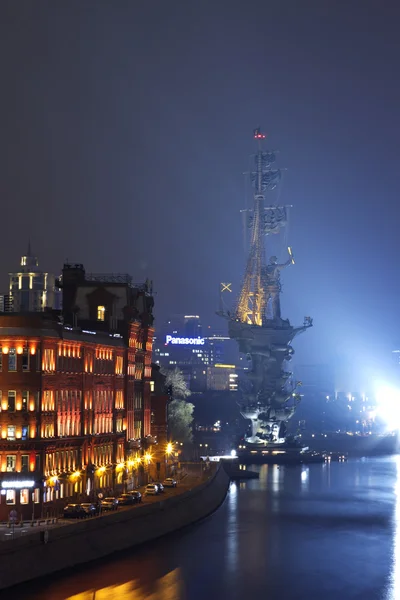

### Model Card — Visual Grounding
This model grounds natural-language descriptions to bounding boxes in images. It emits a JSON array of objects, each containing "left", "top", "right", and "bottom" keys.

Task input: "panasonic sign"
[{"left": 165, "top": 335, "right": 205, "bottom": 346}]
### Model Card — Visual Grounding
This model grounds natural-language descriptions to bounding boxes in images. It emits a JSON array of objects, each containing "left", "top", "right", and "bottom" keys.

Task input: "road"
[{"left": 0, "top": 473, "right": 204, "bottom": 542}]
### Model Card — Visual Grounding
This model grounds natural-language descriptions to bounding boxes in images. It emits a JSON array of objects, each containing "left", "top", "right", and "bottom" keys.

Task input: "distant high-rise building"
[
  {"left": 8, "top": 245, "right": 62, "bottom": 312},
  {"left": 206, "top": 365, "right": 238, "bottom": 392},
  {"left": 153, "top": 315, "right": 242, "bottom": 392},
  {"left": 183, "top": 315, "right": 202, "bottom": 338}
]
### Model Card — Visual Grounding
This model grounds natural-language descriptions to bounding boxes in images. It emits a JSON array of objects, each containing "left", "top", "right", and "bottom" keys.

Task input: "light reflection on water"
[
  {"left": 301, "top": 466, "right": 309, "bottom": 492},
  {"left": 63, "top": 568, "right": 183, "bottom": 600},
  {"left": 225, "top": 482, "right": 238, "bottom": 577},
  {"left": 9, "top": 458, "right": 400, "bottom": 600},
  {"left": 386, "top": 456, "right": 400, "bottom": 600}
]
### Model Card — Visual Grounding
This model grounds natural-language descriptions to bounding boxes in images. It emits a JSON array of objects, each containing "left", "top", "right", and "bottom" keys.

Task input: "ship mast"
[{"left": 235, "top": 128, "right": 283, "bottom": 326}]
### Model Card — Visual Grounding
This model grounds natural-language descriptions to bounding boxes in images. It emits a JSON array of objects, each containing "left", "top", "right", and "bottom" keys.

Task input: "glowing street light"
[{"left": 166, "top": 442, "right": 173, "bottom": 455}]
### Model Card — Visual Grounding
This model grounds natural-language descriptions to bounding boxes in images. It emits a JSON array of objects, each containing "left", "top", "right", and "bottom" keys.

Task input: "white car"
[
  {"left": 163, "top": 478, "right": 177, "bottom": 488},
  {"left": 101, "top": 497, "right": 118, "bottom": 511},
  {"left": 145, "top": 483, "right": 158, "bottom": 495}
]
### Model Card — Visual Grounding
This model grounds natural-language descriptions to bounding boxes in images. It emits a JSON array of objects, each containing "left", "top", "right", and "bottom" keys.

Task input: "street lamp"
[
  {"left": 165, "top": 442, "right": 173, "bottom": 477},
  {"left": 143, "top": 453, "right": 152, "bottom": 484}
]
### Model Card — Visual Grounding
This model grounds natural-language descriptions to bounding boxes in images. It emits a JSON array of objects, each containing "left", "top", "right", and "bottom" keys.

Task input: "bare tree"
[
  {"left": 161, "top": 367, "right": 193, "bottom": 442},
  {"left": 162, "top": 367, "right": 191, "bottom": 399}
]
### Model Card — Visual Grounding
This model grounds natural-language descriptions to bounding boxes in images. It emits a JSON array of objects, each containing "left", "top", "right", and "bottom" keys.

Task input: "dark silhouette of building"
[{"left": 150, "top": 364, "right": 170, "bottom": 480}]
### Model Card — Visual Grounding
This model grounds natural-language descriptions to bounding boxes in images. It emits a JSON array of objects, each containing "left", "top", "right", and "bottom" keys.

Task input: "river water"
[{"left": 9, "top": 457, "right": 400, "bottom": 600}]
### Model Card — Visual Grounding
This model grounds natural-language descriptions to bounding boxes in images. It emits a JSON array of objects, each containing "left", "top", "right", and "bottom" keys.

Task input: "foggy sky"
[{"left": 1, "top": 1, "right": 399, "bottom": 388}]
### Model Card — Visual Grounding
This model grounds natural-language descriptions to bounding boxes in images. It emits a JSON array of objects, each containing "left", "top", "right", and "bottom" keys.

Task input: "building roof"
[{"left": 0, "top": 314, "right": 126, "bottom": 347}]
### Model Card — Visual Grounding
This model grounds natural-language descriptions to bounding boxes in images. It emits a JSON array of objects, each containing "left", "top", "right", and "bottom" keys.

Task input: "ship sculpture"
[{"left": 222, "top": 129, "right": 313, "bottom": 446}]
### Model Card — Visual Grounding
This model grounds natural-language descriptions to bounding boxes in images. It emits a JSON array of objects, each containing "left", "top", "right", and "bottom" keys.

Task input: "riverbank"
[
  {"left": 0, "top": 463, "right": 230, "bottom": 590},
  {"left": 12, "top": 457, "right": 397, "bottom": 600}
]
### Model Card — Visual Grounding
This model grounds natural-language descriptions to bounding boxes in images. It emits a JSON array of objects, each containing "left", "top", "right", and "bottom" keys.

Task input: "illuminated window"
[
  {"left": 6, "top": 454, "right": 16, "bottom": 471},
  {"left": 7, "top": 426, "right": 15, "bottom": 441},
  {"left": 6, "top": 490, "right": 15, "bottom": 505},
  {"left": 134, "top": 421, "right": 142, "bottom": 439},
  {"left": 115, "top": 390, "right": 124, "bottom": 409},
  {"left": 134, "top": 391, "right": 142, "bottom": 410},
  {"left": 150, "top": 381, "right": 155, "bottom": 392},
  {"left": 42, "top": 349, "right": 55, "bottom": 372},
  {"left": 8, "top": 348, "right": 16, "bottom": 371},
  {"left": 33, "top": 488, "right": 40, "bottom": 503},
  {"left": 115, "top": 356, "right": 123, "bottom": 374},
  {"left": 20, "top": 489, "right": 29, "bottom": 504},
  {"left": 22, "top": 348, "right": 29, "bottom": 371},
  {"left": 22, "top": 391, "right": 28, "bottom": 412},
  {"left": 97, "top": 305, "right": 106, "bottom": 321}
]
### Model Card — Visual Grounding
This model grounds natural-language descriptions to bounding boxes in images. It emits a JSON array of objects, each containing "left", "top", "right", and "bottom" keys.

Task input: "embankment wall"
[{"left": 0, "top": 464, "right": 230, "bottom": 590}]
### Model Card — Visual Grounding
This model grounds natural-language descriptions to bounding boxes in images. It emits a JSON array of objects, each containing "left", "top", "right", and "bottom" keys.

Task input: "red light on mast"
[{"left": 253, "top": 127, "right": 266, "bottom": 140}]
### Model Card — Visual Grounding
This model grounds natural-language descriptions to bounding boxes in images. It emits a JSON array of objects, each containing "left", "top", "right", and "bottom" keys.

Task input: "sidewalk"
[{"left": 0, "top": 518, "right": 74, "bottom": 542}]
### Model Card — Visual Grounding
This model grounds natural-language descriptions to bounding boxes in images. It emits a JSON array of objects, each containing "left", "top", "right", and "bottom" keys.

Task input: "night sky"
[{"left": 1, "top": 1, "right": 399, "bottom": 389}]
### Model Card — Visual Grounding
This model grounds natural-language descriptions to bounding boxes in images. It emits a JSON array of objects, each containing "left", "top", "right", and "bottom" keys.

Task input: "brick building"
[{"left": 0, "top": 263, "right": 156, "bottom": 520}]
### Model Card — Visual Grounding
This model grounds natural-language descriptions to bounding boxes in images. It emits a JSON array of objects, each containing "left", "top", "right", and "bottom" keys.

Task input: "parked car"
[
  {"left": 101, "top": 497, "right": 119, "bottom": 511},
  {"left": 80, "top": 503, "right": 98, "bottom": 517},
  {"left": 128, "top": 490, "right": 142, "bottom": 503},
  {"left": 154, "top": 482, "right": 165, "bottom": 493},
  {"left": 163, "top": 478, "right": 177, "bottom": 488},
  {"left": 145, "top": 483, "right": 158, "bottom": 495},
  {"left": 63, "top": 504, "right": 87, "bottom": 519},
  {"left": 117, "top": 494, "right": 136, "bottom": 506}
]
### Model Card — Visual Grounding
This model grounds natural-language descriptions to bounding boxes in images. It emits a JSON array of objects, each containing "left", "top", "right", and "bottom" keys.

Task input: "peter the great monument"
[{"left": 220, "top": 129, "right": 313, "bottom": 449}]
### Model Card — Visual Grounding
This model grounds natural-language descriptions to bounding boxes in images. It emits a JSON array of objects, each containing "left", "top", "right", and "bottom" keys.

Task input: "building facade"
[
  {"left": 8, "top": 246, "right": 62, "bottom": 313},
  {"left": 0, "top": 263, "right": 155, "bottom": 520}
]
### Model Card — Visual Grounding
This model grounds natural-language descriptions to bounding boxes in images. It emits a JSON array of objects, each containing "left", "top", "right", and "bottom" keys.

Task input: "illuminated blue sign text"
[{"left": 165, "top": 335, "right": 205, "bottom": 346}]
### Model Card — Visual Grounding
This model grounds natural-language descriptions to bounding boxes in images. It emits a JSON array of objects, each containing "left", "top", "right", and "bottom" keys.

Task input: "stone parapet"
[{"left": 0, "top": 463, "right": 230, "bottom": 590}]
